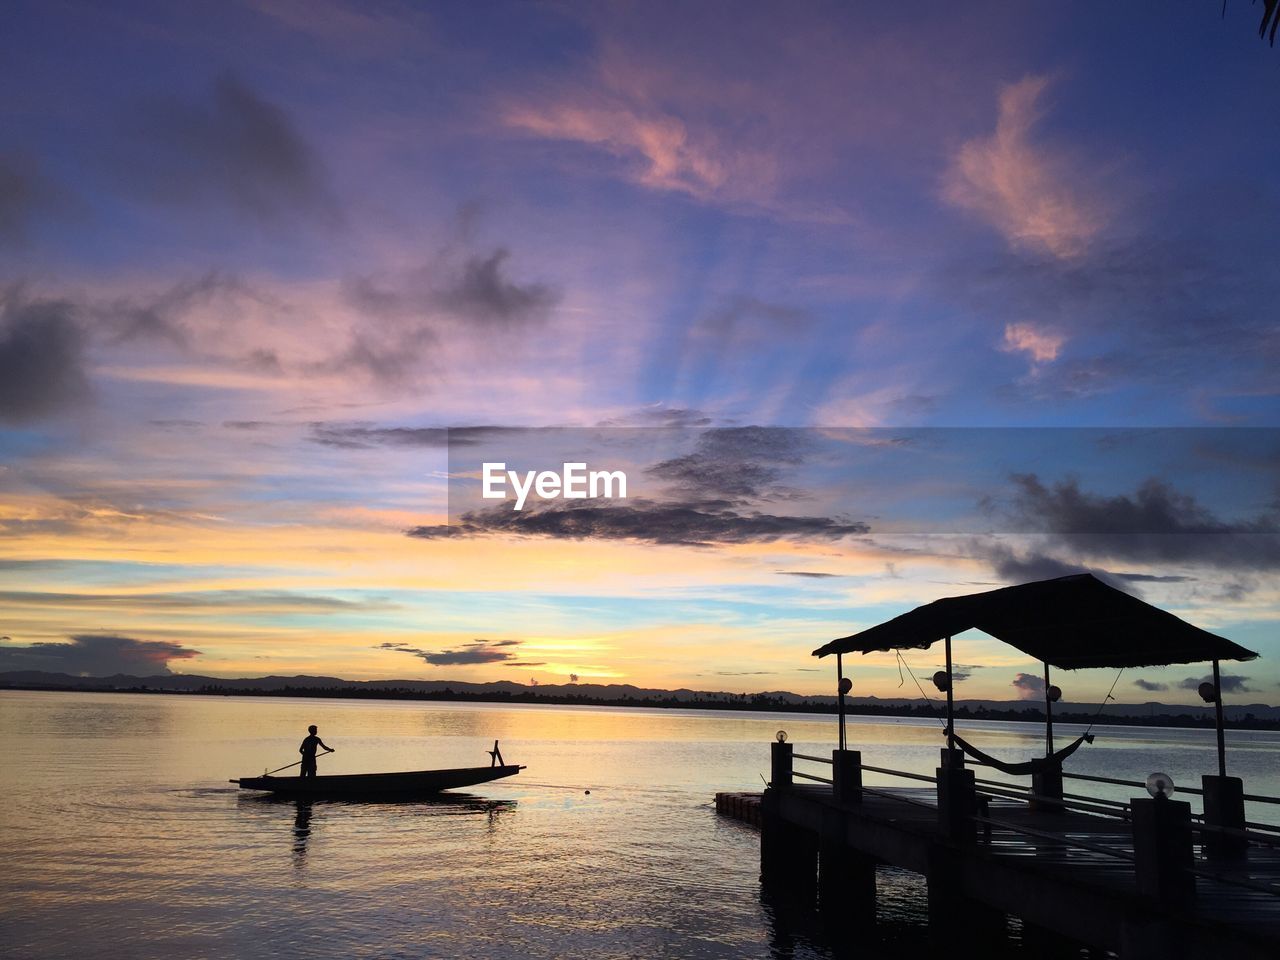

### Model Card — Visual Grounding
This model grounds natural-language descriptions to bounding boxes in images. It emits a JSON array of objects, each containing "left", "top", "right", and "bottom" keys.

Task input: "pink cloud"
[
  {"left": 942, "top": 75, "right": 1106, "bottom": 259},
  {"left": 504, "top": 100, "right": 778, "bottom": 207},
  {"left": 1001, "top": 322, "right": 1064, "bottom": 364}
]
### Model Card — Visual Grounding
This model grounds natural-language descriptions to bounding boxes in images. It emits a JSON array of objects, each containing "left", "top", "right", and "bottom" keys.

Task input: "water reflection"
[
  {"left": 292, "top": 800, "right": 313, "bottom": 862},
  {"left": 237, "top": 793, "right": 519, "bottom": 864}
]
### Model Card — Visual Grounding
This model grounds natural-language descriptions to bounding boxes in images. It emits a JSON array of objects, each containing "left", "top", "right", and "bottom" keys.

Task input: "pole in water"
[
  {"left": 944, "top": 634, "right": 955, "bottom": 750},
  {"left": 837, "top": 652, "right": 847, "bottom": 752},
  {"left": 1044, "top": 662, "right": 1054, "bottom": 757},
  {"left": 1213, "top": 659, "right": 1227, "bottom": 778}
]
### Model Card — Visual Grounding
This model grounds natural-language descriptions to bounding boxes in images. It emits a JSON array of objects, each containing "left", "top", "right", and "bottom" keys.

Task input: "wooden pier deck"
[{"left": 721, "top": 747, "right": 1280, "bottom": 960}]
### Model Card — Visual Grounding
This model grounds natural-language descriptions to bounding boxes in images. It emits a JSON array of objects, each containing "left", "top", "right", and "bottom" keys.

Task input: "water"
[{"left": 3, "top": 691, "right": 1279, "bottom": 959}]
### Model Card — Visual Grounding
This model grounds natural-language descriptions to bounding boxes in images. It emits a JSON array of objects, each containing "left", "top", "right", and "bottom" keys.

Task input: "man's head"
[{"left": 308, "top": 724, "right": 317, "bottom": 734}]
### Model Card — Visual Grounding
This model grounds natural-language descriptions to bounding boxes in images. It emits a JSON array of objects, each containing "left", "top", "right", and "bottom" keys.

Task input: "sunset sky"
[{"left": 2, "top": 2, "right": 1278, "bottom": 704}]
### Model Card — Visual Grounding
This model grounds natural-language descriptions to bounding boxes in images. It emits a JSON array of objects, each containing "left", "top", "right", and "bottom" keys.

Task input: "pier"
[{"left": 719, "top": 741, "right": 1280, "bottom": 959}]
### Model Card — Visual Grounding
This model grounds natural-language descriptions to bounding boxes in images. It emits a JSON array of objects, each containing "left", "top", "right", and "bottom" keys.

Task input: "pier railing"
[{"left": 772, "top": 738, "right": 1280, "bottom": 908}]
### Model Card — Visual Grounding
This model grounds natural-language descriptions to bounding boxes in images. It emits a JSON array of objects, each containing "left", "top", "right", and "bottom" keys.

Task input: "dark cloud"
[
  {"left": 981, "top": 545, "right": 1109, "bottom": 586},
  {"left": 407, "top": 499, "right": 870, "bottom": 547},
  {"left": 309, "top": 424, "right": 517, "bottom": 449},
  {"left": 0, "top": 153, "right": 66, "bottom": 245},
  {"left": 0, "top": 287, "right": 89, "bottom": 424},
  {"left": 1011, "top": 672, "right": 1045, "bottom": 699},
  {"left": 504, "top": 660, "right": 547, "bottom": 667},
  {"left": 1179, "top": 674, "right": 1255, "bottom": 695},
  {"left": 311, "top": 425, "right": 452, "bottom": 449},
  {"left": 126, "top": 74, "right": 334, "bottom": 223},
  {"left": 648, "top": 426, "right": 811, "bottom": 500},
  {"left": 377, "top": 638, "right": 522, "bottom": 666},
  {"left": 101, "top": 272, "right": 279, "bottom": 354},
  {"left": 1133, "top": 679, "right": 1169, "bottom": 692},
  {"left": 335, "top": 248, "right": 558, "bottom": 384},
  {"left": 777, "top": 570, "right": 843, "bottom": 578},
  {"left": 223, "top": 421, "right": 270, "bottom": 430},
  {"left": 595, "top": 407, "right": 715, "bottom": 428},
  {"left": 0, "top": 634, "right": 201, "bottom": 676},
  {"left": 998, "top": 474, "right": 1280, "bottom": 570},
  {"left": 974, "top": 541, "right": 1201, "bottom": 595},
  {"left": 433, "top": 249, "right": 558, "bottom": 326},
  {"left": 345, "top": 249, "right": 558, "bottom": 328}
]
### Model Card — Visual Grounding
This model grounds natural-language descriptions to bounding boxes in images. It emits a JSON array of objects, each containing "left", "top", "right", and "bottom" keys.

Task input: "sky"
[{"left": 1, "top": 1, "right": 1278, "bottom": 705}]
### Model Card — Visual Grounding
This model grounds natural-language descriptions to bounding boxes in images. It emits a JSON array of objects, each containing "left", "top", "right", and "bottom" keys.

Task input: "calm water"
[{"left": 4, "top": 691, "right": 1280, "bottom": 959}]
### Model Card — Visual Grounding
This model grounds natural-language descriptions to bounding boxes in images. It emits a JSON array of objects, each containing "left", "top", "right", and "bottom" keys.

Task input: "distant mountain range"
[{"left": 3, "top": 669, "right": 1279, "bottom": 725}]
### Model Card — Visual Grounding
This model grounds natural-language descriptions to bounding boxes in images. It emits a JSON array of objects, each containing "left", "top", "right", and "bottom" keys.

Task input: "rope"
[
  {"left": 896, "top": 651, "right": 948, "bottom": 730},
  {"left": 1084, "top": 668, "right": 1124, "bottom": 736}
]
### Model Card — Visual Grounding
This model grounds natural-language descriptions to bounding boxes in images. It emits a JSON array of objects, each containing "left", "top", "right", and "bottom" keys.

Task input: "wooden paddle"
[{"left": 262, "top": 748, "right": 334, "bottom": 777}]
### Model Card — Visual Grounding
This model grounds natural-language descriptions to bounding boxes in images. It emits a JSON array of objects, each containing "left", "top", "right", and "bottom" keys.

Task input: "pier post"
[
  {"left": 832, "top": 749, "right": 862, "bottom": 804},
  {"left": 818, "top": 810, "right": 875, "bottom": 921},
  {"left": 1201, "top": 775, "right": 1247, "bottom": 860},
  {"left": 1131, "top": 796, "right": 1194, "bottom": 907},
  {"left": 1030, "top": 766, "right": 1064, "bottom": 813},
  {"left": 936, "top": 748, "right": 975, "bottom": 843},
  {"left": 926, "top": 846, "right": 1005, "bottom": 943},
  {"left": 760, "top": 788, "right": 818, "bottom": 898},
  {"left": 771, "top": 740, "right": 793, "bottom": 790}
]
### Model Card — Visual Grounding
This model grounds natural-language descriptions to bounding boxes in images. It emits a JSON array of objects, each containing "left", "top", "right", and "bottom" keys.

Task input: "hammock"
[{"left": 950, "top": 731, "right": 1095, "bottom": 776}]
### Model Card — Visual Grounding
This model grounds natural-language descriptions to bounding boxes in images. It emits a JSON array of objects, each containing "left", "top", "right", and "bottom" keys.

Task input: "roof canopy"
[{"left": 812, "top": 574, "right": 1258, "bottom": 669}]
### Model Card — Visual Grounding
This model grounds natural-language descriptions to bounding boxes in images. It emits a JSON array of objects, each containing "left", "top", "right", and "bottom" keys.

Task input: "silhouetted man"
[{"left": 299, "top": 724, "right": 334, "bottom": 778}]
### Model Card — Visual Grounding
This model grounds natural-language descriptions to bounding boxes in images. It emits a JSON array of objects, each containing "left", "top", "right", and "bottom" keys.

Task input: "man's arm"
[{"left": 318, "top": 739, "right": 334, "bottom": 751}]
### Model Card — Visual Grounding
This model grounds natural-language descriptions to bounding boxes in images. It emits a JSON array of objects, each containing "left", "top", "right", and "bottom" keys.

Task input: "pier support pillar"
[
  {"left": 818, "top": 810, "right": 874, "bottom": 921},
  {"left": 832, "top": 749, "right": 862, "bottom": 804},
  {"left": 926, "top": 847, "right": 1004, "bottom": 943},
  {"left": 1131, "top": 796, "right": 1194, "bottom": 908},
  {"left": 771, "top": 741, "right": 793, "bottom": 790},
  {"left": 936, "top": 752, "right": 976, "bottom": 843},
  {"left": 1201, "top": 775, "right": 1247, "bottom": 861},
  {"left": 760, "top": 788, "right": 818, "bottom": 900},
  {"left": 1031, "top": 767, "right": 1064, "bottom": 813}
]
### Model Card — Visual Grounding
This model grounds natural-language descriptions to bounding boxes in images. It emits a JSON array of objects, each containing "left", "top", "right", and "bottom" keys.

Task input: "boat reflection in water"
[{"left": 236, "top": 793, "right": 519, "bottom": 865}]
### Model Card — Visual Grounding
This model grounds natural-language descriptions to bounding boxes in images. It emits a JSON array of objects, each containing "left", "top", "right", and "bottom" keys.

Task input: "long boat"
[{"left": 231, "top": 764, "right": 525, "bottom": 799}]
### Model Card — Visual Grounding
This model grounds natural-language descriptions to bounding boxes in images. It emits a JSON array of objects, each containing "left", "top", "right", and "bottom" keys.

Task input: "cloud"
[
  {"left": 0, "top": 287, "right": 89, "bottom": 424},
  {"left": 378, "top": 638, "right": 523, "bottom": 666},
  {"left": 942, "top": 74, "right": 1105, "bottom": 259},
  {"left": 999, "top": 474, "right": 1280, "bottom": 570},
  {"left": 126, "top": 74, "right": 334, "bottom": 223},
  {"left": 1133, "top": 679, "right": 1169, "bottom": 692},
  {"left": 938, "top": 185, "right": 1280, "bottom": 402},
  {"left": 1011, "top": 672, "right": 1045, "bottom": 699},
  {"left": 0, "top": 634, "right": 201, "bottom": 676},
  {"left": 407, "top": 499, "right": 870, "bottom": 547},
  {"left": 595, "top": 406, "right": 714, "bottom": 428},
  {"left": 504, "top": 99, "right": 777, "bottom": 206},
  {"left": 434, "top": 250, "right": 559, "bottom": 327},
  {"left": 309, "top": 423, "right": 518, "bottom": 449},
  {"left": 777, "top": 571, "right": 842, "bottom": 578},
  {"left": 648, "top": 426, "right": 811, "bottom": 500},
  {"left": 1179, "top": 674, "right": 1255, "bottom": 695},
  {"left": 336, "top": 247, "right": 559, "bottom": 384},
  {"left": 1001, "top": 322, "right": 1064, "bottom": 365},
  {"left": 311, "top": 424, "right": 452, "bottom": 449}
]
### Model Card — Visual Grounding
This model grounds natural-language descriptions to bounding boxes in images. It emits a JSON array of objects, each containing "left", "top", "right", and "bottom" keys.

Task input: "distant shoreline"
[{"left": 5, "top": 681, "right": 1280, "bottom": 731}]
